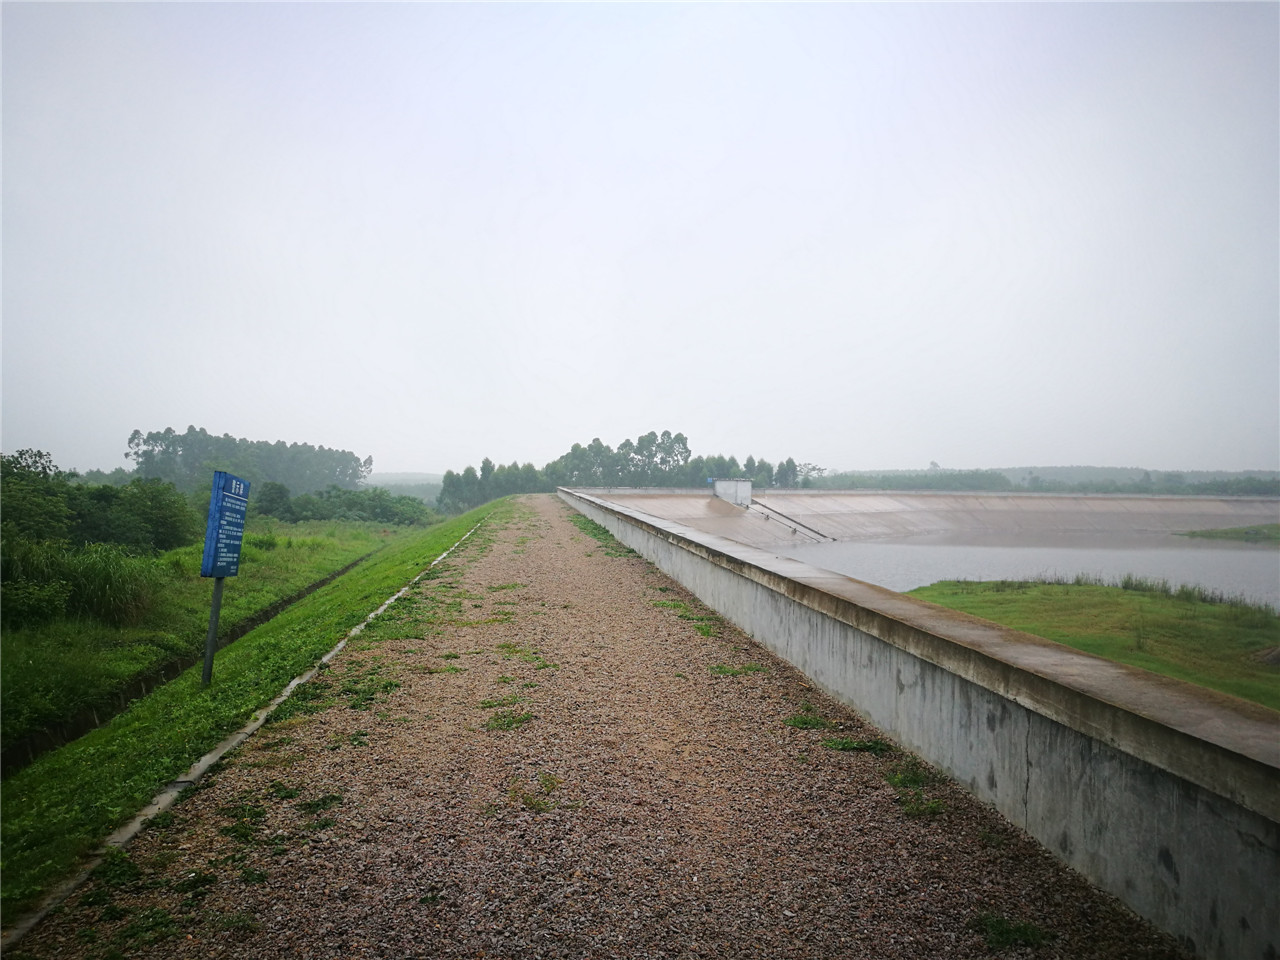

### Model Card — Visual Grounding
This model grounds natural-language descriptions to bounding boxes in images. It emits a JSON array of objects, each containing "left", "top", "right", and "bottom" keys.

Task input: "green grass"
[
  {"left": 1180, "top": 523, "right": 1280, "bottom": 544},
  {"left": 884, "top": 756, "right": 946, "bottom": 817},
  {"left": 783, "top": 712, "right": 833, "bottom": 730},
  {"left": 2, "top": 519, "right": 413, "bottom": 748},
  {"left": 495, "top": 641, "right": 557, "bottom": 670},
  {"left": 821, "top": 736, "right": 892, "bottom": 755},
  {"left": 0, "top": 503, "right": 501, "bottom": 920},
  {"left": 565, "top": 513, "right": 637, "bottom": 558},
  {"left": 650, "top": 597, "right": 724, "bottom": 638},
  {"left": 908, "top": 578, "right": 1280, "bottom": 711},
  {"left": 478, "top": 694, "right": 525, "bottom": 709},
  {"left": 709, "top": 663, "right": 767, "bottom": 677},
  {"left": 483, "top": 709, "right": 535, "bottom": 731},
  {"left": 968, "top": 912, "right": 1057, "bottom": 949},
  {"left": 507, "top": 771, "right": 562, "bottom": 812},
  {"left": 296, "top": 793, "right": 343, "bottom": 815}
]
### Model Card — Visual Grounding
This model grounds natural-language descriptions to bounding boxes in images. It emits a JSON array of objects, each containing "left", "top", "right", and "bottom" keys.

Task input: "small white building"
[{"left": 711, "top": 478, "right": 752, "bottom": 507}]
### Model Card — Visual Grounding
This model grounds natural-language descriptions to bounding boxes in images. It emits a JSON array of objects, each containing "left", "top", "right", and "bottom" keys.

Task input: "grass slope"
[
  {"left": 2, "top": 521, "right": 402, "bottom": 747},
  {"left": 0, "top": 503, "right": 500, "bottom": 920},
  {"left": 1179, "top": 523, "right": 1280, "bottom": 544},
  {"left": 908, "top": 579, "right": 1280, "bottom": 711}
]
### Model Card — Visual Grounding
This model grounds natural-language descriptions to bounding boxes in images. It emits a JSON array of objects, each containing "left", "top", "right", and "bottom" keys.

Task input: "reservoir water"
[{"left": 781, "top": 531, "right": 1280, "bottom": 610}]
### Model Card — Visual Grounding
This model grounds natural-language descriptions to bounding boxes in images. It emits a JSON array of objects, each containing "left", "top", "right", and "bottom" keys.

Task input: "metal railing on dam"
[{"left": 558, "top": 487, "right": 1280, "bottom": 960}]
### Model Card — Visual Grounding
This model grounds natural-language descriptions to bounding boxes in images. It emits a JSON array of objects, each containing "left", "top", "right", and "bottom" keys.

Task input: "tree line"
[
  {"left": 434, "top": 430, "right": 1280, "bottom": 514},
  {"left": 252, "top": 481, "right": 436, "bottom": 526},
  {"left": 808, "top": 468, "right": 1280, "bottom": 497},
  {"left": 122, "top": 425, "right": 373, "bottom": 494},
  {"left": 0, "top": 433, "right": 435, "bottom": 630},
  {"left": 1, "top": 449, "right": 198, "bottom": 628},
  {"left": 436, "top": 430, "right": 808, "bottom": 513}
]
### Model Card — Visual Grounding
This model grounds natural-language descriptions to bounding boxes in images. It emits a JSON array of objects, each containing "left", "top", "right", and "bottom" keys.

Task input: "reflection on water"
[{"left": 781, "top": 532, "right": 1280, "bottom": 609}]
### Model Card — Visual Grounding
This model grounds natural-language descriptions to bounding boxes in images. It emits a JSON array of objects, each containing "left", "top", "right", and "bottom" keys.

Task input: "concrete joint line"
[{"left": 2, "top": 517, "right": 487, "bottom": 950}]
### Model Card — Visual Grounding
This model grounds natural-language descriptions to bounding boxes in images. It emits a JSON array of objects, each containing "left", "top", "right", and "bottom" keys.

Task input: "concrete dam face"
[
  {"left": 591, "top": 488, "right": 1280, "bottom": 547},
  {"left": 559, "top": 486, "right": 1280, "bottom": 960},
  {"left": 593, "top": 488, "right": 1280, "bottom": 607}
]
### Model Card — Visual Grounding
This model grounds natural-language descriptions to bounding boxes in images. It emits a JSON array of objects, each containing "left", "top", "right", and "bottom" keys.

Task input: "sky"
[{"left": 4, "top": 2, "right": 1277, "bottom": 476}]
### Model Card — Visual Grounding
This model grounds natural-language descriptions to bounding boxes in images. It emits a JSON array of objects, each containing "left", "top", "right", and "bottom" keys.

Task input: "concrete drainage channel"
[
  {"left": 2, "top": 551, "right": 381, "bottom": 779},
  {"left": 1, "top": 518, "right": 487, "bottom": 950}
]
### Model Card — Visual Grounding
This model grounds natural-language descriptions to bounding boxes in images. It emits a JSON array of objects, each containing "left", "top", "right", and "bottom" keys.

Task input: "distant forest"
[
  {"left": 1, "top": 429, "right": 435, "bottom": 629},
  {"left": 435, "top": 430, "right": 810, "bottom": 513},
  {"left": 119, "top": 426, "right": 373, "bottom": 494},
  {"left": 436, "top": 431, "right": 1280, "bottom": 513},
  {"left": 76, "top": 425, "right": 438, "bottom": 524},
  {"left": 810, "top": 466, "right": 1280, "bottom": 497}
]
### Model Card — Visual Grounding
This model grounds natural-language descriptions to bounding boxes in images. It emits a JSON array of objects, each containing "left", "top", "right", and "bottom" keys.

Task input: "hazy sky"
[{"left": 4, "top": 3, "right": 1277, "bottom": 475}]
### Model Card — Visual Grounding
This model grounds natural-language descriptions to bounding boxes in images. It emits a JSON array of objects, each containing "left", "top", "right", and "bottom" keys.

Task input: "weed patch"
[
  {"left": 508, "top": 771, "right": 563, "bottom": 812},
  {"left": 651, "top": 598, "right": 723, "bottom": 638},
  {"left": 94, "top": 848, "right": 141, "bottom": 889},
  {"left": 484, "top": 710, "right": 534, "bottom": 731},
  {"left": 216, "top": 911, "right": 262, "bottom": 936},
  {"left": 784, "top": 713, "right": 833, "bottom": 730},
  {"left": 116, "top": 906, "right": 178, "bottom": 947},
  {"left": 478, "top": 694, "right": 526, "bottom": 709},
  {"left": 709, "top": 663, "right": 767, "bottom": 677},
  {"left": 566, "top": 514, "right": 637, "bottom": 557},
  {"left": 821, "top": 737, "right": 892, "bottom": 755},
  {"left": 968, "top": 913, "right": 1057, "bottom": 949},
  {"left": 496, "top": 641, "right": 557, "bottom": 670},
  {"left": 885, "top": 757, "right": 946, "bottom": 817},
  {"left": 172, "top": 870, "right": 218, "bottom": 896},
  {"left": 296, "top": 794, "right": 343, "bottom": 815}
]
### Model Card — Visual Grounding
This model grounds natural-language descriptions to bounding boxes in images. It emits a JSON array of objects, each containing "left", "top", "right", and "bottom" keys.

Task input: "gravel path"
[{"left": 18, "top": 496, "right": 1189, "bottom": 959}]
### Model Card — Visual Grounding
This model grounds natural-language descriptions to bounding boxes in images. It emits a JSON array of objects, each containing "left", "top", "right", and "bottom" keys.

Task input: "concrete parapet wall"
[{"left": 558, "top": 488, "right": 1280, "bottom": 960}]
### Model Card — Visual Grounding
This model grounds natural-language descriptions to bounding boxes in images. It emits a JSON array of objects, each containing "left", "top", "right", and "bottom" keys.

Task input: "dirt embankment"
[{"left": 17, "top": 495, "right": 1188, "bottom": 959}]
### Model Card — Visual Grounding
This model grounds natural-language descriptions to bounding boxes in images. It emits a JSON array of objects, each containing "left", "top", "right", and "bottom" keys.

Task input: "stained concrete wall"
[{"left": 559, "top": 488, "right": 1280, "bottom": 960}]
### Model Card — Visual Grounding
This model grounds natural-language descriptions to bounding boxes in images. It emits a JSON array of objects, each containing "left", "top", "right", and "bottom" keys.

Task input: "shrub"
[
  {"left": 0, "top": 577, "right": 72, "bottom": 627},
  {"left": 1, "top": 539, "right": 166, "bottom": 628}
]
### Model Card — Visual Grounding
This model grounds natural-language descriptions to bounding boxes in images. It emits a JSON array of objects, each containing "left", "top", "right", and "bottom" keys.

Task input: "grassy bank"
[
  {"left": 2, "top": 520, "right": 408, "bottom": 750},
  {"left": 909, "top": 577, "right": 1280, "bottom": 711},
  {"left": 0, "top": 503, "right": 502, "bottom": 920},
  {"left": 1179, "top": 523, "right": 1280, "bottom": 544}
]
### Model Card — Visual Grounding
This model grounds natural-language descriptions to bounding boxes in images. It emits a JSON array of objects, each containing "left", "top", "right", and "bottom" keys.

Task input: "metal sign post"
[{"left": 200, "top": 472, "right": 250, "bottom": 686}]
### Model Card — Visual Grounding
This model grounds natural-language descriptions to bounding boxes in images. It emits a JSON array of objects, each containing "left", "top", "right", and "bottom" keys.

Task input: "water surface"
[{"left": 782, "top": 531, "right": 1280, "bottom": 609}]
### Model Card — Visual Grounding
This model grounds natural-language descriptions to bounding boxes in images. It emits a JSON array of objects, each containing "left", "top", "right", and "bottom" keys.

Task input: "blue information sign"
[{"left": 201, "top": 472, "right": 250, "bottom": 578}]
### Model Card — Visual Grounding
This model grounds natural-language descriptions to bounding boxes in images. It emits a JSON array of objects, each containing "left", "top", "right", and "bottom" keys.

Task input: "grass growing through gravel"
[
  {"left": 821, "top": 736, "right": 893, "bottom": 755},
  {"left": 508, "top": 772, "right": 562, "bottom": 812},
  {"left": 651, "top": 597, "right": 724, "bottom": 638},
  {"left": 565, "top": 513, "right": 638, "bottom": 558},
  {"left": 709, "top": 663, "right": 767, "bottom": 677},
  {"left": 484, "top": 709, "right": 535, "bottom": 731},
  {"left": 1, "top": 503, "right": 501, "bottom": 920},
  {"left": 968, "top": 912, "right": 1057, "bottom": 949},
  {"left": 496, "top": 641, "right": 557, "bottom": 670},
  {"left": 884, "top": 756, "right": 946, "bottom": 817},
  {"left": 478, "top": 693, "right": 526, "bottom": 709},
  {"left": 908, "top": 577, "right": 1280, "bottom": 710},
  {"left": 784, "top": 702, "right": 833, "bottom": 730}
]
